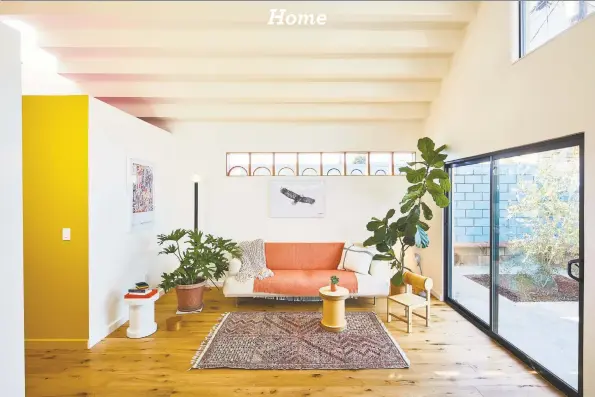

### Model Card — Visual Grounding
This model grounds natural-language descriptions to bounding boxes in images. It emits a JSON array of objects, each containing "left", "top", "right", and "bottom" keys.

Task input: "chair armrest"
[
  {"left": 227, "top": 258, "right": 242, "bottom": 277},
  {"left": 369, "top": 260, "right": 391, "bottom": 280}
]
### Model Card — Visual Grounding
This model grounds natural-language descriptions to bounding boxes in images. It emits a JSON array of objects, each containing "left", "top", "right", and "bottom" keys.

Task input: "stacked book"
[{"left": 125, "top": 282, "right": 158, "bottom": 299}]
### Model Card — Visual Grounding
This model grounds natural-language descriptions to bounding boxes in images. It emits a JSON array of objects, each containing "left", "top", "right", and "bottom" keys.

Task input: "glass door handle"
[{"left": 567, "top": 259, "right": 582, "bottom": 282}]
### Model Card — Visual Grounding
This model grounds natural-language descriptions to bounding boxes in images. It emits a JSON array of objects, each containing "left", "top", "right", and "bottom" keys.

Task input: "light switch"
[{"left": 62, "top": 228, "right": 71, "bottom": 241}]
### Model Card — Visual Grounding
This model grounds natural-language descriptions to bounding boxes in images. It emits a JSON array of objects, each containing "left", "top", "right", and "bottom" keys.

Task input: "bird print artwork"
[{"left": 280, "top": 187, "right": 316, "bottom": 205}]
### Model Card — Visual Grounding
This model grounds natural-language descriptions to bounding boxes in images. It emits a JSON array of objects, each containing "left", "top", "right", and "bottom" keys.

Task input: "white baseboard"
[
  {"left": 431, "top": 290, "right": 444, "bottom": 301},
  {"left": 87, "top": 314, "right": 128, "bottom": 349}
]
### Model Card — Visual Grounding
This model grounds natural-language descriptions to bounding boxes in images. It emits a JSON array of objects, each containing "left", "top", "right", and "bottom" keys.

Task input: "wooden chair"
[{"left": 386, "top": 271, "right": 433, "bottom": 333}]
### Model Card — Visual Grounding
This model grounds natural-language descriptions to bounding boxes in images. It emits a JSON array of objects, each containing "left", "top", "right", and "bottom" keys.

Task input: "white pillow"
[
  {"left": 339, "top": 245, "right": 374, "bottom": 274},
  {"left": 337, "top": 243, "right": 353, "bottom": 270}
]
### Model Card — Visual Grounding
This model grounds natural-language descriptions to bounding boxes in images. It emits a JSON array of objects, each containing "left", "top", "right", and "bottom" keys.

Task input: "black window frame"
[{"left": 443, "top": 133, "right": 584, "bottom": 397}]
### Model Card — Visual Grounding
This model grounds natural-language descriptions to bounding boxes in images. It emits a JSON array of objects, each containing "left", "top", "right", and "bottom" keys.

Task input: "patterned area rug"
[{"left": 191, "top": 311, "right": 410, "bottom": 370}]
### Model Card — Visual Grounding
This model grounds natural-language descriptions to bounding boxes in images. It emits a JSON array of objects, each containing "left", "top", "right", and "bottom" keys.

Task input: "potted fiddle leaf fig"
[
  {"left": 364, "top": 137, "right": 451, "bottom": 288},
  {"left": 157, "top": 229, "right": 241, "bottom": 312}
]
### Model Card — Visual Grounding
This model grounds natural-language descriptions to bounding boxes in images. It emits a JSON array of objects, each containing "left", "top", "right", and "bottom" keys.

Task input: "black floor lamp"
[{"left": 193, "top": 174, "right": 200, "bottom": 230}]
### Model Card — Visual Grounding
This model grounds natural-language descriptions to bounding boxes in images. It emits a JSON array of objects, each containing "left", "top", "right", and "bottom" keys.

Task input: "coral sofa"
[{"left": 223, "top": 242, "right": 390, "bottom": 299}]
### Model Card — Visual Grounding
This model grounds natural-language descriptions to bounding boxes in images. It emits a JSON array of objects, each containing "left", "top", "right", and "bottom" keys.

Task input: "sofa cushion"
[
  {"left": 224, "top": 272, "right": 389, "bottom": 298},
  {"left": 253, "top": 269, "right": 357, "bottom": 296},
  {"left": 265, "top": 242, "right": 344, "bottom": 270}
]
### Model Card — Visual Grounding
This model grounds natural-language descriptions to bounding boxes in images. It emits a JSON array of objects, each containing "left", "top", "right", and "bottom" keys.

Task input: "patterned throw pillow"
[
  {"left": 235, "top": 239, "right": 274, "bottom": 283},
  {"left": 338, "top": 244, "right": 374, "bottom": 275}
]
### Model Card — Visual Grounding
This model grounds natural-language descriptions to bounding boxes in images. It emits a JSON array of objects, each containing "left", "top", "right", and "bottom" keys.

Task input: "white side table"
[{"left": 124, "top": 291, "right": 159, "bottom": 338}]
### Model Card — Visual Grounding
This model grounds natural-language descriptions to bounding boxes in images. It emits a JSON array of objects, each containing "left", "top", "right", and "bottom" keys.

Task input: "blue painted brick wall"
[{"left": 452, "top": 162, "right": 537, "bottom": 243}]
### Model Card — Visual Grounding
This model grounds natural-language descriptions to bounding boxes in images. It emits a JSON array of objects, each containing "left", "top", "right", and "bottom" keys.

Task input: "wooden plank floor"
[{"left": 25, "top": 289, "right": 564, "bottom": 397}]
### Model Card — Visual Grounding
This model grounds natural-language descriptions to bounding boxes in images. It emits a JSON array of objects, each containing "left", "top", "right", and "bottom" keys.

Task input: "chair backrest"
[
  {"left": 403, "top": 271, "right": 433, "bottom": 304},
  {"left": 403, "top": 271, "right": 433, "bottom": 291}
]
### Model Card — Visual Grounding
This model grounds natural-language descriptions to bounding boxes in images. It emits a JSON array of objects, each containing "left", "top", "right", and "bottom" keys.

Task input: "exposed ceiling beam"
[
  {"left": 0, "top": 1, "right": 477, "bottom": 127},
  {"left": 104, "top": 102, "right": 430, "bottom": 121},
  {"left": 0, "top": 2, "right": 478, "bottom": 25},
  {"left": 82, "top": 81, "right": 440, "bottom": 101},
  {"left": 37, "top": 29, "right": 464, "bottom": 55},
  {"left": 57, "top": 57, "right": 450, "bottom": 81}
]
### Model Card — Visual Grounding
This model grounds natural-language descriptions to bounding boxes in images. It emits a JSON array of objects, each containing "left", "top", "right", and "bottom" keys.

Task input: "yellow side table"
[{"left": 319, "top": 285, "right": 349, "bottom": 332}]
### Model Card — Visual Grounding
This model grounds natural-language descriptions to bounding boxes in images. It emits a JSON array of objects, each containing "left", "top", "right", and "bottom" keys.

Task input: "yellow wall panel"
[{"left": 23, "top": 95, "right": 89, "bottom": 343}]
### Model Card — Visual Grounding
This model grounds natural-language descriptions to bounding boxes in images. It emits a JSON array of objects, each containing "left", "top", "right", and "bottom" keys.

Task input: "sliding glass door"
[
  {"left": 445, "top": 135, "right": 583, "bottom": 396},
  {"left": 449, "top": 161, "right": 491, "bottom": 324}
]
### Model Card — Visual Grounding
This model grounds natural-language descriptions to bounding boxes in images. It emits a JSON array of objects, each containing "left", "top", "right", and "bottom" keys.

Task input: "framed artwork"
[
  {"left": 269, "top": 179, "right": 325, "bottom": 218},
  {"left": 129, "top": 158, "right": 155, "bottom": 227}
]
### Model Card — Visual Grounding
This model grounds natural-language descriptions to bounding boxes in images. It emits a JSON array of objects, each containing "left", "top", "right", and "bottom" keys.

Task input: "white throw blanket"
[{"left": 235, "top": 239, "right": 274, "bottom": 282}]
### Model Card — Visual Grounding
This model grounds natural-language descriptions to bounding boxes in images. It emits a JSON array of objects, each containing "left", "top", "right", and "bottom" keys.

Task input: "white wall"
[
  {"left": 171, "top": 121, "right": 422, "bottom": 244},
  {"left": 0, "top": 23, "right": 25, "bottom": 397},
  {"left": 87, "top": 98, "right": 177, "bottom": 347},
  {"left": 20, "top": 60, "right": 179, "bottom": 347},
  {"left": 423, "top": 2, "right": 595, "bottom": 394}
]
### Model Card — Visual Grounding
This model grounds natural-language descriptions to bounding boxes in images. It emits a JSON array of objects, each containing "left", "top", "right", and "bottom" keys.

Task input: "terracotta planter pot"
[
  {"left": 390, "top": 284, "right": 407, "bottom": 296},
  {"left": 175, "top": 282, "right": 206, "bottom": 312},
  {"left": 330, "top": 283, "right": 337, "bottom": 292}
]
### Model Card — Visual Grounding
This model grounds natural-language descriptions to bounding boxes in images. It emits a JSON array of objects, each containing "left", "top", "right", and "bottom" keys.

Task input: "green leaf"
[
  {"left": 391, "top": 271, "right": 405, "bottom": 287},
  {"left": 421, "top": 202, "right": 433, "bottom": 220},
  {"left": 407, "top": 183, "right": 424, "bottom": 193},
  {"left": 427, "top": 169, "right": 449, "bottom": 180},
  {"left": 439, "top": 177, "right": 451, "bottom": 192},
  {"left": 157, "top": 228, "right": 188, "bottom": 245},
  {"left": 395, "top": 216, "right": 408, "bottom": 232},
  {"left": 404, "top": 223, "right": 417, "bottom": 239},
  {"left": 426, "top": 179, "right": 442, "bottom": 195},
  {"left": 374, "top": 227, "right": 387, "bottom": 240},
  {"left": 432, "top": 192, "right": 450, "bottom": 208},
  {"left": 415, "top": 225, "right": 430, "bottom": 248},
  {"left": 403, "top": 235, "right": 415, "bottom": 246},
  {"left": 434, "top": 161, "right": 444, "bottom": 168},
  {"left": 376, "top": 243, "right": 390, "bottom": 252},
  {"left": 403, "top": 168, "right": 426, "bottom": 184},
  {"left": 400, "top": 199, "right": 415, "bottom": 214},
  {"left": 400, "top": 190, "right": 421, "bottom": 204},
  {"left": 435, "top": 144, "right": 447, "bottom": 153},
  {"left": 418, "top": 220, "right": 429, "bottom": 231},
  {"left": 159, "top": 244, "right": 178, "bottom": 255},
  {"left": 403, "top": 206, "right": 421, "bottom": 237},
  {"left": 385, "top": 228, "right": 399, "bottom": 247},
  {"left": 366, "top": 220, "right": 383, "bottom": 231},
  {"left": 407, "top": 205, "right": 420, "bottom": 222},
  {"left": 373, "top": 253, "right": 394, "bottom": 261},
  {"left": 385, "top": 208, "right": 396, "bottom": 220},
  {"left": 417, "top": 137, "right": 435, "bottom": 155},
  {"left": 363, "top": 236, "right": 377, "bottom": 247}
]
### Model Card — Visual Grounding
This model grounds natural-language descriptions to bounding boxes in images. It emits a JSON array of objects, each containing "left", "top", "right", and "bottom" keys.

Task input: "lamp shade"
[{"left": 192, "top": 174, "right": 201, "bottom": 183}]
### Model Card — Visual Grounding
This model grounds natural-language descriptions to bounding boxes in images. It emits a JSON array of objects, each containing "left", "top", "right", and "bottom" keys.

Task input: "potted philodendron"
[
  {"left": 157, "top": 229, "right": 241, "bottom": 312},
  {"left": 364, "top": 137, "right": 451, "bottom": 293},
  {"left": 330, "top": 275, "right": 339, "bottom": 292}
]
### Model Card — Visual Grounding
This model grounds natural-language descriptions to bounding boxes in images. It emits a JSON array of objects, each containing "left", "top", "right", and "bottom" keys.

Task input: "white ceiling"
[{"left": 0, "top": 1, "right": 478, "bottom": 131}]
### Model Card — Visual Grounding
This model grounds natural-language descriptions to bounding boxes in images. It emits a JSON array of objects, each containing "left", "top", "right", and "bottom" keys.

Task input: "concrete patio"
[{"left": 451, "top": 265, "right": 579, "bottom": 389}]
